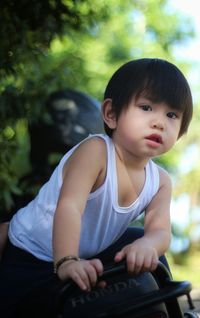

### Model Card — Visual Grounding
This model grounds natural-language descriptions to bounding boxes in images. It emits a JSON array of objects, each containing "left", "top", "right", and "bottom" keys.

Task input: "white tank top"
[{"left": 9, "top": 134, "right": 160, "bottom": 261}]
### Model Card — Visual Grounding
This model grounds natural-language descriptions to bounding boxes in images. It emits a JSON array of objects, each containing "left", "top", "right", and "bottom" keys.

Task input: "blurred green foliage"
[{"left": 167, "top": 251, "right": 200, "bottom": 288}]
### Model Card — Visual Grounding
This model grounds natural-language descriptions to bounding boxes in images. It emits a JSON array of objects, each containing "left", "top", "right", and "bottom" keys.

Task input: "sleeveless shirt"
[{"left": 9, "top": 134, "right": 160, "bottom": 261}]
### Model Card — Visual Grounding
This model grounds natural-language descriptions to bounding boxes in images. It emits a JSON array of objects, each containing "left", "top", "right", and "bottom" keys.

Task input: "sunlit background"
[{"left": 165, "top": 0, "right": 200, "bottom": 287}]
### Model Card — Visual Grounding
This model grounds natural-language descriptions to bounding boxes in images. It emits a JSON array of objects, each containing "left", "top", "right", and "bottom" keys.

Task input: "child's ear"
[{"left": 101, "top": 99, "right": 117, "bottom": 129}]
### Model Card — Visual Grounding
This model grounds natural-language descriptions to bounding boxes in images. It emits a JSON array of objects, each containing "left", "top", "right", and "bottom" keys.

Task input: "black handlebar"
[{"left": 56, "top": 260, "right": 194, "bottom": 318}]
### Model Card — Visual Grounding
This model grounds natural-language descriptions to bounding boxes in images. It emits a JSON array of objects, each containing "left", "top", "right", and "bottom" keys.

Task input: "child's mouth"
[{"left": 145, "top": 134, "right": 163, "bottom": 146}]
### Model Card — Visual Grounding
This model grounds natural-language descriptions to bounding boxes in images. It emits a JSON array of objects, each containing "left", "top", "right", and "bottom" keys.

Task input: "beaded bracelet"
[{"left": 54, "top": 255, "right": 80, "bottom": 274}]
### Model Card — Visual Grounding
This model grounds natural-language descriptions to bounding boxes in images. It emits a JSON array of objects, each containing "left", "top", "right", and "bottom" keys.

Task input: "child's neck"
[{"left": 114, "top": 143, "right": 150, "bottom": 171}]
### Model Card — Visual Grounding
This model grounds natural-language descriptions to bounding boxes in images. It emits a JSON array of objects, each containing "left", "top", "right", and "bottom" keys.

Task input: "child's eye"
[
  {"left": 140, "top": 105, "right": 152, "bottom": 111},
  {"left": 167, "top": 112, "right": 178, "bottom": 119}
]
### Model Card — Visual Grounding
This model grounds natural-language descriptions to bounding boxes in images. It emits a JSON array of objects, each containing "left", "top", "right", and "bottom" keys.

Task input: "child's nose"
[{"left": 152, "top": 117, "right": 165, "bottom": 130}]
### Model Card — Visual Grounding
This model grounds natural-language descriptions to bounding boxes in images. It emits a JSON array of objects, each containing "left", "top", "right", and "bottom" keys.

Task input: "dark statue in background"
[{"left": 2, "top": 89, "right": 104, "bottom": 221}]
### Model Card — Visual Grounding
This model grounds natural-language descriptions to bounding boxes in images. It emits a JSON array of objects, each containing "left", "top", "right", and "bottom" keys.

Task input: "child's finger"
[
  {"left": 85, "top": 264, "right": 98, "bottom": 287},
  {"left": 114, "top": 249, "right": 125, "bottom": 262},
  {"left": 150, "top": 256, "right": 158, "bottom": 272},
  {"left": 72, "top": 272, "right": 88, "bottom": 291},
  {"left": 89, "top": 259, "right": 104, "bottom": 276},
  {"left": 97, "top": 280, "right": 107, "bottom": 288}
]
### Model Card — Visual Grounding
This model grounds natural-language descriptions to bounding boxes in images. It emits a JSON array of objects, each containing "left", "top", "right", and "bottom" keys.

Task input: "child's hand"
[
  {"left": 114, "top": 239, "right": 158, "bottom": 275},
  {"left": 57, "top": 258, "right": 105, "bottom": 291}
]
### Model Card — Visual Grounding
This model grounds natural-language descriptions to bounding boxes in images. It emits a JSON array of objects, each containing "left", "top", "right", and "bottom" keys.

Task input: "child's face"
[{"left": 112, "top": 95, "right": 182, "bottom": 159}]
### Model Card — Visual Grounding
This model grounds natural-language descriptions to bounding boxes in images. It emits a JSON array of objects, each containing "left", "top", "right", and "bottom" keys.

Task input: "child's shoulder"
[
  {"left": 62, "top": 135, "right": 108, "bottom": 180},
  {"left": 155, "top": 163, "right": 172, "bottom": 188},
  {"left": 78, "top": 134, "right": 108, "bottom": 154},
  {"left": 65, "top": 134, "right": 108, "bottom": 167}
]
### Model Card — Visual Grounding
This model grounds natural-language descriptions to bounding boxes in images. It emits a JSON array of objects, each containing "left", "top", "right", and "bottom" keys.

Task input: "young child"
[{"left": 0, "top": 58, "right": 193, "bottom": 317}]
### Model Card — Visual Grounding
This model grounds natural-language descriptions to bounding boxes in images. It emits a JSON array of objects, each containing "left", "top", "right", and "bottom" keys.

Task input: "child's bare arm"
[
  {"left": 115, "top": 168, "right": 172, "bottom": 273},
  {"left": 0, "top": 222, "right": 9, "bottom": 261},
  {"left": 143, "top": 168, "right": 172, "bottom": 253},
  {"left": 53, "top": 138, "right": 106, "bottom": 291}
]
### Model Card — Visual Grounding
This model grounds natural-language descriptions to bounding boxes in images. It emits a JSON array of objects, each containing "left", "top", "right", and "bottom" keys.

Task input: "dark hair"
[{"left": 103, "top": 58, "right": 193, "bottom": 138}]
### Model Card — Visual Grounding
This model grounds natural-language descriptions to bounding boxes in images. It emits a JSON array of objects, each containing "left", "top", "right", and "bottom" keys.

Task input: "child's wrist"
[{"left": 54, "top": 255, "right": 80, "bottom": 274}]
